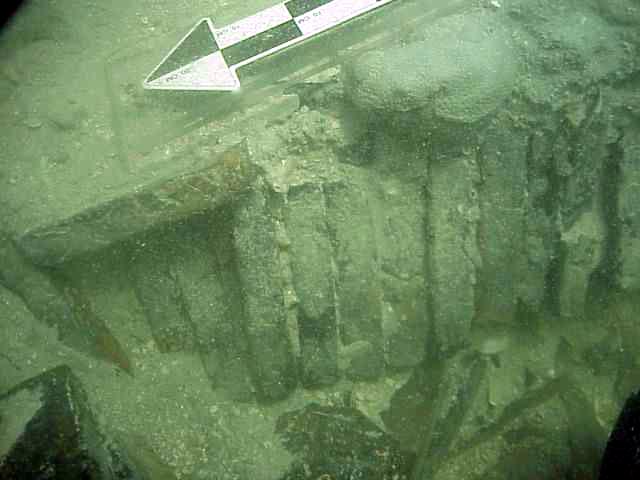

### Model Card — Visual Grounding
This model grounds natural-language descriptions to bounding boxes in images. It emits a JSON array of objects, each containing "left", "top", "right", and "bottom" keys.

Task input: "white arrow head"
[
  {"left": 143, "top": 19, "right": 240, "bottom": 91},
  {"left": 144, "top": 51, "right": 240, "bottom": 91}
]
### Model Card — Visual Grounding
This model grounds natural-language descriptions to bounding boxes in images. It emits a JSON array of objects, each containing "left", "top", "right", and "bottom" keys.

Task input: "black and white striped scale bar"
[{"left": 143, "top": 0, "right": 396, "bottom": 91}]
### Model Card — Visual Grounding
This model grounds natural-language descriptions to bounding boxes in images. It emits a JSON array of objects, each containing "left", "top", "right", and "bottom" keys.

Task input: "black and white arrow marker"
[{"left": 143, "top": 0, "right": 396, "bottom": 91}]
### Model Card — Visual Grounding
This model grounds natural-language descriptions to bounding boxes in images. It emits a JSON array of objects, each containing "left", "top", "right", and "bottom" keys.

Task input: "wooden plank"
[{"left": 17, "top": 140, "right": 260, "bottom": 265}]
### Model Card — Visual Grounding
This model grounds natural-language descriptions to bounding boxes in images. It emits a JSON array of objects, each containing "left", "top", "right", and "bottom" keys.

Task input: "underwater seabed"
[{"left": 1, "top": 0, "right": 640, "bottom": 478}]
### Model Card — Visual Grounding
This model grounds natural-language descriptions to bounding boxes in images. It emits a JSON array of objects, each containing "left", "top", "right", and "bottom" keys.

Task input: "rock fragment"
[
  {"left": 131, "top": 235, "right": 196, "bottom": 354},
  {"left": 233, "top": 181, "right": 297, "bottom": 401},
  {"left": 285, "top": 182, "right": 339, "bottom": 387},
  {"left": 475, "top": 116, "right": 529, "bottom": 325},
  {"left": 325, "top": 177, "right": 385, "bottom": 378},
  {"left": 343, "top": 12, "right": 518, "bottom": 123},
  {"left": 425, "top": 149, "right": 481, "bottom": 356},
  {"left": 171, "top": 213, "right": 254, "bottom": 401},
  {"left": 558, "top": 211, "right": 605, "bottom": 319},
  {"left": 374, "top": 174, "right": 429, "bottom": 369}
]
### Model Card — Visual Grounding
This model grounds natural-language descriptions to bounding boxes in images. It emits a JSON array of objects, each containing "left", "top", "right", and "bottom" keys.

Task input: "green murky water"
[{"left": 1, "top": 0, "right": 640, "bottom": 478}]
